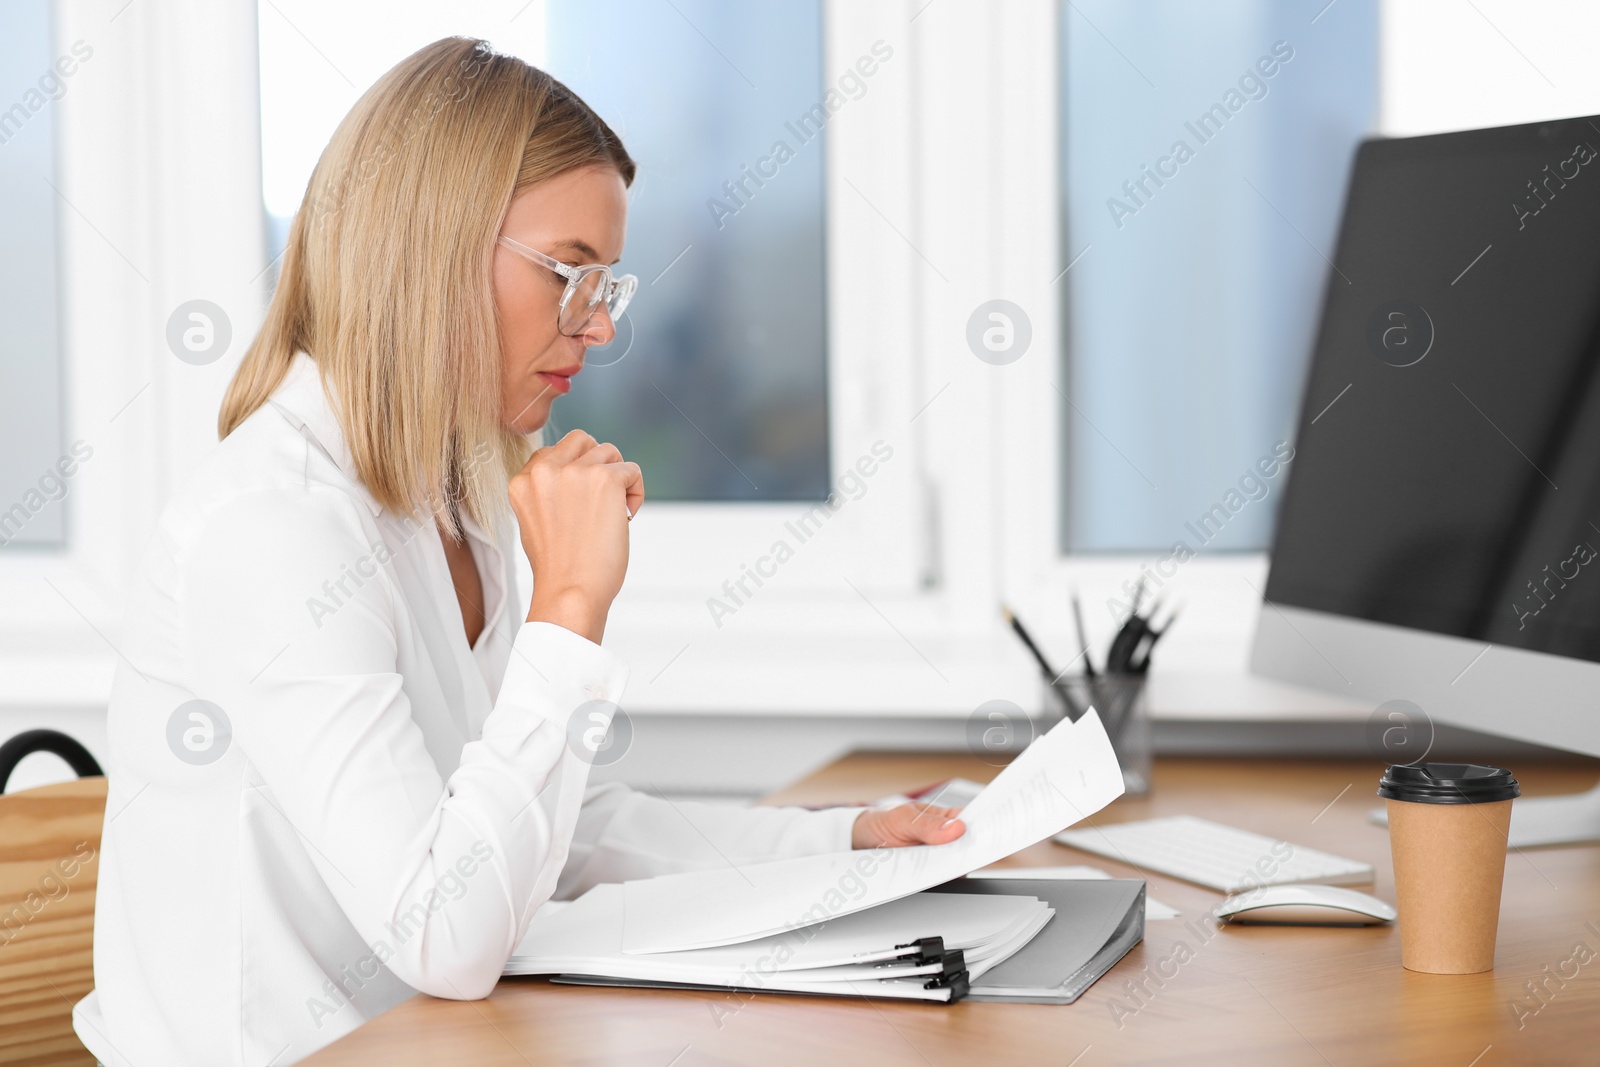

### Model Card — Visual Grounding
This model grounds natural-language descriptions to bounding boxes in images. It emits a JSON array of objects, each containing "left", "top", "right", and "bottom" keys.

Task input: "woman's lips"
[{"left": 537, "top": 371, "right": 574, "bottom": 395}]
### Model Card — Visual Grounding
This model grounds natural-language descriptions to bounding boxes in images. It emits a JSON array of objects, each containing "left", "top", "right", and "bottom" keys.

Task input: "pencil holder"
[{"left": 1047, "top": 673, "right": 1151, "bottom": 796}]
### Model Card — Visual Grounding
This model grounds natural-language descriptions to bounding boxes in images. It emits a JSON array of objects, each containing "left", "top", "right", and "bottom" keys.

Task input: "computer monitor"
[{"left": 1251, "top": 114, "right": 1600, "bottom": 847}]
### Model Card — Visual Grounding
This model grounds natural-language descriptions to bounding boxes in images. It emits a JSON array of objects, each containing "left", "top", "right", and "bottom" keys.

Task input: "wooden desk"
[{"left": 303, "top": 755, "right": 1600, "bottom": 1066}]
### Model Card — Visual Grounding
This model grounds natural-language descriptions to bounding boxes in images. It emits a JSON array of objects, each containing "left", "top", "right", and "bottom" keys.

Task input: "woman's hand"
[
  {"left": 510, "top": 429, "right": 644, "bottom": 644},
  {"left": 851, "top": 804, "right": 966, "bottom": 849}
]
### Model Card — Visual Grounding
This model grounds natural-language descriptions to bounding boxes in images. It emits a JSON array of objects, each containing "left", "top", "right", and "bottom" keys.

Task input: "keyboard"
[{"left": 1053, "top": 815, "right": 1373, "bottom": 892}]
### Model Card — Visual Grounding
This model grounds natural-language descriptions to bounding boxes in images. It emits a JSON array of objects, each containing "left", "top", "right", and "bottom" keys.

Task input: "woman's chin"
[{"left": 502, "top": 404, "right": 552, "bottom": 437}]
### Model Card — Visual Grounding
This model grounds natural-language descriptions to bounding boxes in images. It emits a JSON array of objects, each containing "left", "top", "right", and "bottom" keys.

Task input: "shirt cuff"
[
  {"left": 497, "top": 620, "right": 630, "bottom": 732},
  {"left": 811, "top": 805, "right": 868, "bottom": 853}
]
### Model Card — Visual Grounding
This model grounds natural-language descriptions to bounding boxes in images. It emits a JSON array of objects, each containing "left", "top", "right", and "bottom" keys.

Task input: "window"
[
  {"left": 1058, "top": 0, "right": 1378, "bottom": 554},
  {"left": 0, "top": 0, "right": 68, "bottom": 548},
  {"left": 7, "top": 1, "right": 1391, "bottom": 719},
  {"left": 543, "top": 1, "right": 830, "bottom": 502}
]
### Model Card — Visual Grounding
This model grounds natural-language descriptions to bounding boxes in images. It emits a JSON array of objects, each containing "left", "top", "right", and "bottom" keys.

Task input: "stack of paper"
[
  {"left": 507, "top": 884, "right": 1052, "bottom": 1002},
  {"left": 505, "top": 708, "right": 1126, "bottom": 1003}
]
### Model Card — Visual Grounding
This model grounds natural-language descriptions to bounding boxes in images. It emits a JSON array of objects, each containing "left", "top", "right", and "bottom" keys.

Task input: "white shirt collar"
[
  {"left": 267, "top": 352, "right": 384, "bottom": 518},
  {"left": 265, "top": 351, "right": 513, "bottom": 563}
]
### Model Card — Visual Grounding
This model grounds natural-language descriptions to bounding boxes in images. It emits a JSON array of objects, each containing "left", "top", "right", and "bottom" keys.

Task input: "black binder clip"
[
  {"left": 921, "top": 949, "right": 969, "bottom": 992},
  {"left": 893, "top": 936, "right": 945, "bottom": 964}
]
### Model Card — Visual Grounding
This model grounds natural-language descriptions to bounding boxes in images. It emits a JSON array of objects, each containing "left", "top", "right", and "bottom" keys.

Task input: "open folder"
[
  {"left": 503, "top": 709, "right": 1128, "bottom": 1003},
  {"left": 507, "top": 884, "right": 1053, "bottom": 1002},
  {"left": 929, "top": 876, "right": 1146, "bottom": 1002}
]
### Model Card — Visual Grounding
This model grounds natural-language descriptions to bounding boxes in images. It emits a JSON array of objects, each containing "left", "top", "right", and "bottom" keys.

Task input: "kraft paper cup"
[{"left": 1379, "top": 763, "right": 1519, "bottom": 974}]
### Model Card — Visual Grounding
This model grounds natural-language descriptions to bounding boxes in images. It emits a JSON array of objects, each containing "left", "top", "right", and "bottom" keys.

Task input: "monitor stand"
[{"left": 1367, "top": 780, "right": 1600, "bottom": 847}]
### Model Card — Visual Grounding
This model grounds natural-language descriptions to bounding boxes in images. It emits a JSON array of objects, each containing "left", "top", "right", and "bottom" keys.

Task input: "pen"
[
  {"left": 1106, "top": 614, "right": 1147, "bottom": 675},
  {"left": 1002, "top": 606, "right": 1060, "bottom": 682},
  {"left": 1130, "top": 606, "right": 1180, "bottom": 674},
  {"left": 1070, "top": 590, "right": 1096, "bottom": 678}
]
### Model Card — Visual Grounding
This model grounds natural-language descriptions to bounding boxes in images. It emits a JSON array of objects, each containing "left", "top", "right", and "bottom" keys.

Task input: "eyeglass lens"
[{"left": 558, "top": 269, "right": 609, "bottom": 335}]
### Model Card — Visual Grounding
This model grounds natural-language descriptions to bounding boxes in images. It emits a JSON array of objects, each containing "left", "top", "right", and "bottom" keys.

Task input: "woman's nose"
[{"left": 578, "top": 305, "right": 616, "bottom": 346}]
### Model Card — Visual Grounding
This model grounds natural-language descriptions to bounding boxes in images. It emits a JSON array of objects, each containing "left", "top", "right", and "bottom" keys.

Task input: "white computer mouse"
[{"left": 1214, "top": 884, "right": 1397, "bottom": 926}]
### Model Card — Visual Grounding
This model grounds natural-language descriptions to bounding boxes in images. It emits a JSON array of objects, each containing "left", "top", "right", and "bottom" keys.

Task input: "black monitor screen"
[{"left": 1265, "top": 115, "right": 1600, "bottom": 665}]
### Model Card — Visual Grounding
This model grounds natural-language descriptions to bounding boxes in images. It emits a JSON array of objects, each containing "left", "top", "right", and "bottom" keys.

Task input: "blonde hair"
[{"left": 220, "top": 37, "right": 635, "bottom": 534}]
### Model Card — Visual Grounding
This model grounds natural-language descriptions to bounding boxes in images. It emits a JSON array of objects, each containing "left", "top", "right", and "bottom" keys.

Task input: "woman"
[{"left": 73, "top": 37, "right": 963, "bottom": 1067}]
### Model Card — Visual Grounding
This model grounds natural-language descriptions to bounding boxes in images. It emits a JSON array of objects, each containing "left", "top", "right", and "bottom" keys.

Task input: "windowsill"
[
  {"left": 0, "top": 637, "right": 1372, "bottom": 722},
  {"left": 1142, "top": 670, "right": 1369, "bottom": 721}
]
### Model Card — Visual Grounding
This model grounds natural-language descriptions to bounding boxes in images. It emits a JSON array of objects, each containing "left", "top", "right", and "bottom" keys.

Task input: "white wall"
[{"left": 1381, "top": 0, "right": 1600, "bottom": 135}]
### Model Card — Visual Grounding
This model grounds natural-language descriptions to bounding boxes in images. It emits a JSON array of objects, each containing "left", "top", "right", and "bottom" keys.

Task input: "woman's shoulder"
[{"left": 156, "top": 401, "right": 380, "bottom": 561}]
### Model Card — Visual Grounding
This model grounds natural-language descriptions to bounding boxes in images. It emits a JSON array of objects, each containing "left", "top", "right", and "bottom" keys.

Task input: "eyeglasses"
[{"left": 497, "top": 235, "right": 638, "bottom": 337}]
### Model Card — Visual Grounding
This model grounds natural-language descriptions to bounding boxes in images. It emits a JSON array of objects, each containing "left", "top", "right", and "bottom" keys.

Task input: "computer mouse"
[{"left": 1213, "top": 884, "right": 1397, "bottom": 926}]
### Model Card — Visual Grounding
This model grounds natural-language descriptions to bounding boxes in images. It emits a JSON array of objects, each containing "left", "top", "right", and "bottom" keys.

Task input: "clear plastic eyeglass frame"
[{"left": 497, "top": 234, "right": 638, "bottom": 336}]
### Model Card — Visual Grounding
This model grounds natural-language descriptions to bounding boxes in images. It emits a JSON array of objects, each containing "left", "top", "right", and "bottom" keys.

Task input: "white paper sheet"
[
  {"left": 971, "top": 865, "right": 1182, "bottom": 919},
  {"left": 621, "top": 707, "right": 1125, "bottom": 954}
]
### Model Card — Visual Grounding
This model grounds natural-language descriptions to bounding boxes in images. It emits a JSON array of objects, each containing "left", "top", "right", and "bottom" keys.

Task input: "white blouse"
[{"left": 74, "top": 353, "right": 861, "bottom": 1067}]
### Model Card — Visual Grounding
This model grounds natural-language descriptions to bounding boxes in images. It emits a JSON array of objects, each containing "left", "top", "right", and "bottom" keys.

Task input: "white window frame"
[
  {"left": 607, "top": 0, "right": 1004, "bottom": 714},
  {"left": 605, "top": 0, "right": 1093, "bottom": 716}
]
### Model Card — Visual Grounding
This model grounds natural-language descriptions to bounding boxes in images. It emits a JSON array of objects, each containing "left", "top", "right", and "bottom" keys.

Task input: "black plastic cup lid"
[{"left": 1378, "top": 762, "right": 1521, "bottom": 805}]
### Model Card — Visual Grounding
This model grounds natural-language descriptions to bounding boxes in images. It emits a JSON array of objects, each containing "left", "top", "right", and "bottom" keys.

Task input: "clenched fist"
[{"left": 509, "top": 429, "right": 644, "bottom": 644}]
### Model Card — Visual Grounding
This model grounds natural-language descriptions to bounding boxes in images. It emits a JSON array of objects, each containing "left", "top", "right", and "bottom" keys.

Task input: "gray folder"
[{"left": 928, "top": 876, "right": 1145, "bottom": 1003}]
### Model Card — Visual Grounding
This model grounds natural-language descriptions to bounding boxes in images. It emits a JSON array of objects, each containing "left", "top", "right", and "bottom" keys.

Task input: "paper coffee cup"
[{"left": 1379, "top": 762, "right": 1519, "bottom": 974}]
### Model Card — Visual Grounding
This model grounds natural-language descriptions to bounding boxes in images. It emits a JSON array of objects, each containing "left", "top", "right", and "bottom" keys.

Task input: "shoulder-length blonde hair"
[{"left": 220, "top": 37, "right": 634, "bottom": 534}]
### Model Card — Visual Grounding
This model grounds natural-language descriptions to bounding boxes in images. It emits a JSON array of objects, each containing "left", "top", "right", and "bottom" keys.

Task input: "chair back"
[{"left": 0, "top": 758, "right": 107, "bottom": 1066}]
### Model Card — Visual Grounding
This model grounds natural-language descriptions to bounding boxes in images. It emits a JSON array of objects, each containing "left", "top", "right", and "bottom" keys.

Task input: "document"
[
  {"left": 621, "top": 707, "right": 1124, "bottom": 954},
  {"left": 508, "top": 883, "right": 1048, "bottom": 984}
]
